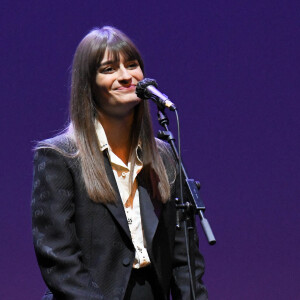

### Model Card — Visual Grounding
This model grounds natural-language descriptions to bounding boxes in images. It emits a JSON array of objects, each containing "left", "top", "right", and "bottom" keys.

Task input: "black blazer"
[{"left": 31, "top": 134, "right": 208, "bottom": 300}]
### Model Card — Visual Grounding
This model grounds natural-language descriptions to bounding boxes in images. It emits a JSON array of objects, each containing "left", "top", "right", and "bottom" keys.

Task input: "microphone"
[{"left": 136, "top": 78, "right": 176, "bottom": 111}]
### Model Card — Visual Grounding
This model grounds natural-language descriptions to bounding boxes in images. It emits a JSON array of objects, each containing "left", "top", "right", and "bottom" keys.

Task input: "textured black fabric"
[
  {"left": 31, "top": 133, "right": 208, "bottom": 300},
  {"left": 124, "top": 266, "right": 160, "bottom": 300}
]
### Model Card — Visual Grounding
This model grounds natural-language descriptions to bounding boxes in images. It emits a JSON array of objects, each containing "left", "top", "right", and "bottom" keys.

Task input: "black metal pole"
[{"left": 157, "top": 109, "right": 216, "bottom": 245}]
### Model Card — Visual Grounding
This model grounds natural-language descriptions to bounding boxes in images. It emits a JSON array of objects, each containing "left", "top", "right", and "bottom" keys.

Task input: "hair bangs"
[
  {"left": 106, "top": 32, "right": 144, "bottom": 72},
  {"left": 89, "top": 27, "right": 144, "bottom": 73}
]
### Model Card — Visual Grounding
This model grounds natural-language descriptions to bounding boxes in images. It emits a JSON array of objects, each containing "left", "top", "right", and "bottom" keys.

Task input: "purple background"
[{"left": 1, "top": 1, "right": 299, "bottom": 299}]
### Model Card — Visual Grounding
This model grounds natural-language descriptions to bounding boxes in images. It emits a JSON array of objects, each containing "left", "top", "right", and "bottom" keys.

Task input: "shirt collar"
[
  {"left": 95, "top": 120, "right": 110, "bottom": 152},
  {"left": 94, "top": 120, "right": 142, "bottom": 164}
]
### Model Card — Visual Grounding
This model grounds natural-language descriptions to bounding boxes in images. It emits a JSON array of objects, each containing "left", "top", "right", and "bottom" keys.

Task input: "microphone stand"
[{"left": 156, "top": 107, "right": 216, "bottom": 298}]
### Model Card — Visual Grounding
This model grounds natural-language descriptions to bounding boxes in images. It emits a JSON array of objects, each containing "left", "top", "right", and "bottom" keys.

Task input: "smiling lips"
[{"left": 115, "top": 85, "right": 136, "bottom": 91}]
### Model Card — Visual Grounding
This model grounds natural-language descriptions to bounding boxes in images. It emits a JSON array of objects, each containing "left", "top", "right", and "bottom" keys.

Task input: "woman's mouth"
[{"left": 115, "top": 85, "right": 136, "bottom": 91}]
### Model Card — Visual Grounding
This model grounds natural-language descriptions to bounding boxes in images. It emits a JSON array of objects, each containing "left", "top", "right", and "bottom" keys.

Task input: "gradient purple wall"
[{"left": 1, "top": 1, "right": 299, "bottom": 299}]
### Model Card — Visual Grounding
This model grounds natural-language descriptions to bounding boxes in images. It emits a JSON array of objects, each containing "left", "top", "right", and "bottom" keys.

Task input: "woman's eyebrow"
[
  {"left": 99, "top": 60, "right": 116, "bottom": 67},
  {"left": 99, "top": 58, "right": 137, "bottom": 67}
]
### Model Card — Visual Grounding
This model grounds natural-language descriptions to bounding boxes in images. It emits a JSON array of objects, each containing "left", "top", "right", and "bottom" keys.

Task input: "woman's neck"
[{"left": 97, "top": 111, "right": 134, "bottom": 165}]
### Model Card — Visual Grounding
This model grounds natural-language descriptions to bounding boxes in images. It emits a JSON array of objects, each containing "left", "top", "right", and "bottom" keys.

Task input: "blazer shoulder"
[
  {"left": 155, "top": 138, "right": 175, "bottom": 162},
  {"left": 155, "top": 138, "right": 177, "bottom": 184},
  {"left": 36, "top": 131, "right": 77, "bottom": 155},
  {"left": 155, "top": 137, "right": 171, "bottom": 152}
]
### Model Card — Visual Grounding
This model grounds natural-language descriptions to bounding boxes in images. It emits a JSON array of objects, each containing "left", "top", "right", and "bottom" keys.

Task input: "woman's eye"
[
  {"left": 127, "top": 62, "right": 138, "bottom": 69},
  {"left": 101, "top": 66, "right": 114, "bottom": 73}
]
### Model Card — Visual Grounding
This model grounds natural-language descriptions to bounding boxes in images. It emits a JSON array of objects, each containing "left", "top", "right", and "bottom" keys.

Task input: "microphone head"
[{"left": 136, "top": 78, "right": 158, "bottom": 99}]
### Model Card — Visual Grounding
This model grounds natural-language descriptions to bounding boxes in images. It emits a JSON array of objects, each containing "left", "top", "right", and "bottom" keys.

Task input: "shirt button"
[{"left": 121, "top": 171, "right": 126, "bottom": 178}]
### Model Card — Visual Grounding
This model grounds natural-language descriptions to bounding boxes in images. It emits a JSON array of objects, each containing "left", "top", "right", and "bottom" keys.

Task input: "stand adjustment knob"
[{"left": 195, "top": 181, "right": 201, "bottom": 190}]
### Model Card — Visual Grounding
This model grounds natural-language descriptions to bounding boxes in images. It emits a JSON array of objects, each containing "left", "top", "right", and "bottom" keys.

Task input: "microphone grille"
[{"left": 136, "top": 78, "right": 158, "bottom": 99}]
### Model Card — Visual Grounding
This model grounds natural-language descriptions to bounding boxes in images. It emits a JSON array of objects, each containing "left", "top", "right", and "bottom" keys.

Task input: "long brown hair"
[{"left": 42, "top": 26, "right": 172, "bottom": 203}]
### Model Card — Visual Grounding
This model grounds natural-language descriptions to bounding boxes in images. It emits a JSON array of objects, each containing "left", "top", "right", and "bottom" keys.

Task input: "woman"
[{"left": 32, "top": 26, "right": 208, "bottom": 300}]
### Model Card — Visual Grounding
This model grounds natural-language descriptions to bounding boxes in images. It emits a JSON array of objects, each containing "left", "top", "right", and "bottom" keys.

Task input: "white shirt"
[{"left": 95, "top": 121, "right": 151, "bottom": 268}]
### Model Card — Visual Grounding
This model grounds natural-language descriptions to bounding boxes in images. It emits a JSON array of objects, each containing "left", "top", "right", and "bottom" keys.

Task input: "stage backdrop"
[{"left": 0, "top": 1, "right": 299, "bottom": 299}]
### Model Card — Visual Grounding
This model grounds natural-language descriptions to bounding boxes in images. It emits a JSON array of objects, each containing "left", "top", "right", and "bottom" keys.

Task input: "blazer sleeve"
[
  {"left": 161, "top": 144, "right": 208, "bottom": 300},
  {"left": 31, "top": 148, "right": 104, "bottom": 300},
  {"left": 171, "top": 221, "right": 208, "bottom": 300}
]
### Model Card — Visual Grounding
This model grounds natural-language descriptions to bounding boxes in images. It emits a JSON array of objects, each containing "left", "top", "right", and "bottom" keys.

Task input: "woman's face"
[{"left": 94, "top": 49, "right": 144, "bottom": 118}]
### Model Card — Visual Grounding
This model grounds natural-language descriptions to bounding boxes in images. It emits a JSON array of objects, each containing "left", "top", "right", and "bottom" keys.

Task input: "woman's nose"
[{"left": 118, "top": 65, "right": 132, "bottom": 81}]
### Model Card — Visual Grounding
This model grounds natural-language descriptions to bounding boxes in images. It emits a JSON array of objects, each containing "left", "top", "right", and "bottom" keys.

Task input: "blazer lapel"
[
  {"left": 139, "top": 184, "right": 162, "bottom": 257},
  {"left": 103, "top": 151, "right": 132, "bottom": 240}
]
